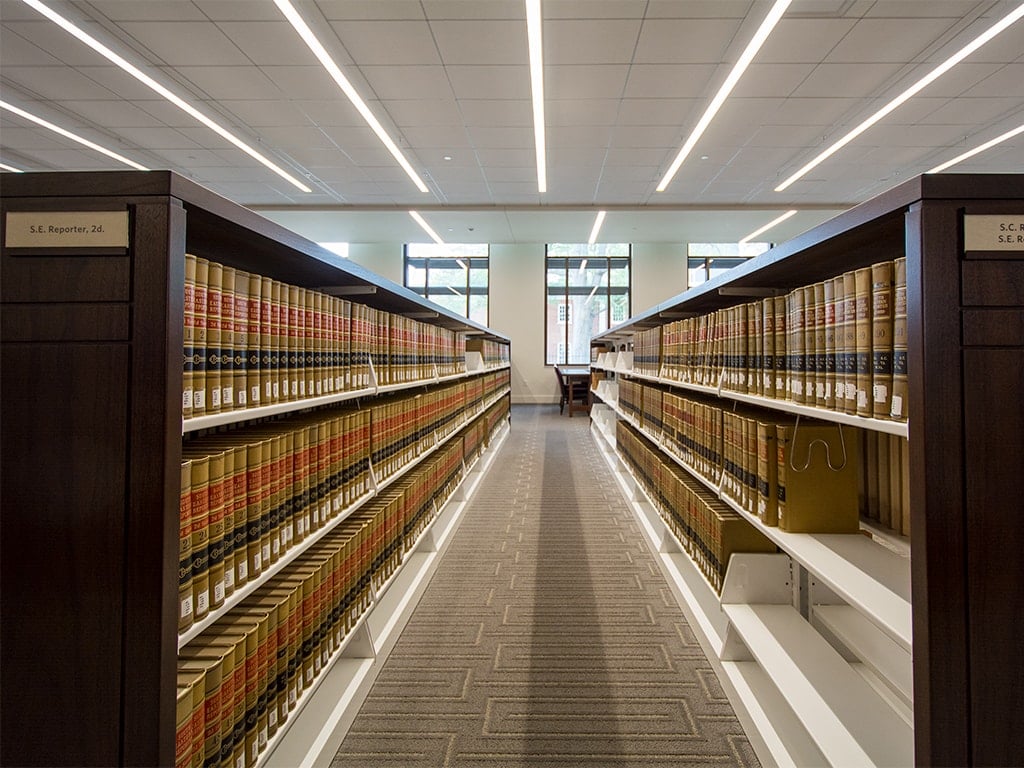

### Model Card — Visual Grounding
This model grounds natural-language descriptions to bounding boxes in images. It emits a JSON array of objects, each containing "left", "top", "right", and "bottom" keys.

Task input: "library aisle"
[{"left": 331, "top": 404, "right": 759, "bottom": 767}]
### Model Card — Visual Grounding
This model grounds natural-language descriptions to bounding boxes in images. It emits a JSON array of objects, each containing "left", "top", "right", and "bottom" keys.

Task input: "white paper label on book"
[
  {"left": 964, "top": 215, "right": 1024, "bottom": 251},
  {"left": 891, "top": 394, "right": 904, "bottom": 418},
  {"left": 5, "top": 210, "right": 130, "bottom": 248}
]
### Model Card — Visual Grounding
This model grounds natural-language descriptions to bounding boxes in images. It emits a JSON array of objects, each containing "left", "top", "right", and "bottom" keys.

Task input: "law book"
[
  {"left": 812, "top": 282, "right": 827, "bottom": 407},
  {"left": 175, "top": 669, "right": 205, "bottom": 768},
  {"left": 787, "top": 288, "right": 807, "bottom": 403},
  {"left": 854, "top": 266, "right": 873, "bottom": 416},
  {"left": 180, "top": 461, "right": 195, "bottom": 631},
  {"left": 207, "top": 260, "right": 224, "bottom": 414},
  {"left": 891, "top": 257, "right": 909, "bottom": 420},
  {"left": 183, "top": 254, "right": 197, "bottom": 419},
  {"left": 304, "top": 289, "right": 316, "bottom": 399},
  {"left": 761, "top": 298, "right": 776, "bottom": 398},
  {"left": 871, "top": 260, "right": 895, "bottom": 419},
  {"left": 259, "top": 276, "right": 274, "bottom": 405},
  {"left": 744, "top": 415, "right": 758, "bottom": 514},
  {"left": 829, "top": 275, "right": 844, "bottom": 412},
  {"left": 836, "top": 270, "right": 855, "bottom": 413},
  {"left": 220, "top": 266, "right": 236, "bottom": 412},
  {"left": 176, "top": 651, "right": 227, "bottom": 768},
  {"left": 286, "top": 284, "right": 300, "bottom": 401},
  {"left": 823, "top": 279, "right": 837, "bottom": 410},
  {"left": 776, "top": 422, "right": 861, "bottom": 533},
  {"left": 188, "top": 454, "right": 211, "bottom": 621},
  {"left": 713, "top": 508, "right": 776, "bottom": 594},
  {"left": 232, "top": 270, "right": 248, "bottom": 409},
  {"left": 205, "top": 449, "right": 227, "bottom": 609},
  {"left": 247, "top": 272, "right": 262, "bottom": 408},
  {"left": 756, "top": 421, "right": 778, "bottom": 526},
  {"left": 192, "top": 258, "right": 210, "bottom": 416},
  {"left": 749, "top": 301, "right": 762, "bottom": 394},
  {"left": 773, "top": 295, "right": 787, "bottom": 398},
  {"left": 802, "top": 285, "right": 816, "bottom": 406}
]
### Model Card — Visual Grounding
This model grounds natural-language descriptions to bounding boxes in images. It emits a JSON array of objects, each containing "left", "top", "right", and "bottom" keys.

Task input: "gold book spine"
[
  {"left": 206, "top": 449, "right": 227, "bottom": 609},
  {"left": 871, "top": 260, "right": 895, "bottom": 419},
  {"left": 826, "top": 276, "right": 840, "bottom": 411},
  {"left": 247, "top": 273, "right": 262, "bottom": 407},
  {"left": 183, "top": 254, "right": 197, "bottom": 419},
  {"left": 841, "top": 270, "right": 858, "bottom": 413},
  {"left": 756, "top": 422, "right": 778, "bottom": 526},
  {"left": 219, "top": 446, "right": 236, "bottom": 599},
  {"left": 802, "top": 284, "right": 817, "bottom": 406},
  {"left": 772, "top": 296, "right": 786, "bottom": 398},
  {"left": 189, "top": 454, "right": 211, "bottom": 620},
  {"left": 891, "top": 257, "right": 908, "bottom": 420},
  {"left": 245, "top": 441, "right": 264, "bottom": 580},
  {"left": 813, "top": 281, "right": 827, "bottom": 408},
  {"left": 230, "top": 444, "right": 249, "bottom": 590},
  {"left": 750, "top": 300, "right": 762, "bottom": 395},
  {"left": 787, "top": 288, "right": 806, "bottom": 403},
  {"left": 854, "top": 266, "right": 873, "bottom": 416},
  {"left": 179, "top": 460, "right": 194, "bottom": 631},
  {"left": 287, "top": 285, "right": 301, "bottom": 401},
  {"left": 221, "top": 266, "right": 236, "bottom": 412},
  {"left": 270, "top": 280, "right": 284, "bottom": 404},
  {"left": 259, "top": 276, "right": 274, "bottom": 405},
  {"left": 206, "top": 260, "right": 223, "bottom": 414},
  {"left": 304, "top": 289, "right": 316, "bottom": 399},
  {"left": 233, "top": 270, "right": 249, "bottom": 409},
  {"left": 192, "top": 258, "right": 209, "bottom": 416}
]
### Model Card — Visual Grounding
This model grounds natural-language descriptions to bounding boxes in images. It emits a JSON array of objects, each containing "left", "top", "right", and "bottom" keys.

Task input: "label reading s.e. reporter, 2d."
[
  {"left": 964, "top": 214, "right": 1024, "bottom": 251},
  {"left": 4, "top": 210, "right": 129, "bottom": 249}
]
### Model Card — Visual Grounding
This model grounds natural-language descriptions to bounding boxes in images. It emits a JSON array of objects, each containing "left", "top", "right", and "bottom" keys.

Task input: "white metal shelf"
[
  {"left": 182, "top": 364, "right": 511, "bottom": 435},
  {"left": 607, "top": 399, "right": 913, "bottom": 653},
  {"left": 261, "top": 419, "right": 510, "bottom": 768},
  {"left": 610, "top": 366, "right": 909, "bottom": 439},
  {"left": 722, "top": 602, "right": 913, "bottom": 767},
  {"left": 178, "top": 386, "right": 511, "bottom": 649}
]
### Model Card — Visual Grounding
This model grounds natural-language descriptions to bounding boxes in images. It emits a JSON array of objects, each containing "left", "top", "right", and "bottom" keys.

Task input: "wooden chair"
[{"left": 554, "top": 366, "right": 590, "bottom": 416}]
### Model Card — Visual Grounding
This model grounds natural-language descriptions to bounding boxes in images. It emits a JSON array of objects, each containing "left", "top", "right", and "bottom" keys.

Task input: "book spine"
[
  {"left": 756, "top": 422, "right": 778, "bottom": 526},
  {"left": 773, "top": 295, "right": 787, "bottom": 398},
  {"left": 841, "top": 270, "right": 858, "bottom": 414},
  {"left": 787, "top": 288, "right": 806, "bottom": 403},
  {"left": 812, "top": 281, "right": 827, "bottom": 408},
  {"left": 233, "top": 271, "right": 249, "bottom": 409},
  {"left": 207, "top": 261, "right": 223, "bottom": 414},
  {"left": 180, "top": 460, "right": 195, "bottom": 631},
  {"left": 189, "top": 454, "right": 211, "bottom": 620},
  {"left": 751, "top": 300, "right": 763, "bottom": 396},
  {"left": 854, "top": 266, "right": 873, "bottom": 416},
  {"left": 891, "top": 257, "right": 908, "bottom": 420},
  {"left": 193, "top": 258, "right": 209, "bottom": 416},
  {"left": 260, "top": 276, "right": 274, "bottom": 405},
  {"left": 183, "top": 254, "right": 197, "bottom": 419},
  {"left": 207, "top": 450, "right": 227, "bottom": 609},
  {"left": 247, "top": 273, "right": 261, "bottom": 407},
  {"left": 775, "top": 425, "right": 789, "bottom": 530},
  {"left": 826, "top": 276, "right": 840, "bottom": 411},
  {"left": 305, "top": 289, "right": 316, "bottom": 399},
  {"left": 221, "top": 266, "right": 236, "bottom": 412},
  {"left": 871, "top": 260, "right": 895, "bottom": 419},
  {"left": 287, "top": 285, "right": 300, "bottom": 401}
]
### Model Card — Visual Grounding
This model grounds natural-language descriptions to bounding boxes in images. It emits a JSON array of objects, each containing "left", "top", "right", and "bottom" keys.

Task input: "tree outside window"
[
  {"left": 546, "top": 244, "right": 630, "bottom": 365},
  {"left": 405, "top": 243, "right": 488, "bottom": 325}
]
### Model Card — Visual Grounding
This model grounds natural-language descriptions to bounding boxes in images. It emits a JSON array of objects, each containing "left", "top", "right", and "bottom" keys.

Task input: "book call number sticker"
[{"left": 5, "top": 210, "right": 129, "bottom": 249}]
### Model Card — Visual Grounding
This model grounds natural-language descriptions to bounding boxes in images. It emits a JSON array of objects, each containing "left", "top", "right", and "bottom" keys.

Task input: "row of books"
[
  {"left": 618, "top": 378, "right": 910, "bottom": 536},
  {"left": 179, "top": 371, "right": 511, "bottom": 632},
  {"left": 632, "top": 257, "right": 907, "bottom": 422},
  {"left": 184, "top": 254, "right": 507, "bottom": 420},
  {"left": 176, "top": 405, "right": 506, "bottom": 768},
  {"left": 617, "top": 421, "right": 775, "bottom": 593},
  {"left": 466, "top": 337, "right": 512, "bottom": 368}
]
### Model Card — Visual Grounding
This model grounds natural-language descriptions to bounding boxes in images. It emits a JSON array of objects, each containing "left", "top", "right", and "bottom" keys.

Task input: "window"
[
  {"left": 404, "top": 243, "right": 488, "bottom": 325},
  {"left": 687, "top": 242, "right": 770, "bottom": 289},
  {"left": 318, "top": 241, "right": 349, "bottom": 258},
  {"left": 545, "top": 243, "right": 630, "bottom": 365}
]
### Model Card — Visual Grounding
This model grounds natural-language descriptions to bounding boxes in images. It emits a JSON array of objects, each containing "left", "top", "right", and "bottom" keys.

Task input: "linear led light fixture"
[
  {"left": 526, "top": 0, "right": 547, "bottom": 193},
  {"left": 0, "top": 100, "right": 148, "bottom": 170},
  {"left": 20, "top": 0, "right": 310, "bottom": 192},
  {"left": 0, "top": 161, "right": 25, "bottom": 173},
  {"left": 274, "top": 0, "right": 428, "bottom": 194},
  {"left": 739, "top": 209, "right": 798, "bottom": 244},
  {"left": 409, "top": 211, "right": 444, "bottom": 244},
  {"left": 776, "top": 1, "right": 1024, "bottom": 191},
  {"left": 588, "top": 211, "right": 607, "bottom": 245},
  {"left": 928, "top": 122, "right": 1024, "bottom": 173},
  {"left": 656, "top": 0, "right": 791, "bottom": 192}
]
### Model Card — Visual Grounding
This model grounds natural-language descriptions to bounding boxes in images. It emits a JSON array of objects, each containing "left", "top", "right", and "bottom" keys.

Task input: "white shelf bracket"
[
  {"left": 340, "top": 621, "right": 376, "bottom": 660},
  {"left": 720, "top": 552, "right": 794, "bottom": 606}
]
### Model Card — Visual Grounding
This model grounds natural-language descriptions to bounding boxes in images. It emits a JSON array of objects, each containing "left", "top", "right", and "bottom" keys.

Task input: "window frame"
[
  {"left": 544, "top": 244, "right": 631, "bottom": 367},
  {"left": 403, "top": 244, "right": 489, "bottom": 326}
]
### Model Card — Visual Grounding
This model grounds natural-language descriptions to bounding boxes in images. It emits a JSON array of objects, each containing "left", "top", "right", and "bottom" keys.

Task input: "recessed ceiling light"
[
  {"left": 739, "top": 209, "right": 798, "bottom": 244},
  {"left": 657, "top": 0, "right": 791, "bottom": 192},
  {"left": 775, "top": 1, "right": 1024, "bottom": 191},
  {"left": 444, "top": 155, "right": 453, "bottom": 161},
  {"left": 526, "top": 0, "right": 547, "bottom": 194},
  {"left": 20, "top": 0, "right": 311, "bottom": 192},
  {"left": 274, "top": 0, "right": 428, "bottom": 194},
  {"left": 0, "top": 161, "right": 25, "bottom": 173},
  {"left": 588, "top": 211, "right": 607, "bottom": 245},
  {"left": 0, "top": 100, "right": 147, "bottom": 170},
  {"left": 700, "top": 155, "right": 710, "bottom": 161},
  {"left": 928, "top": 121, "right": 1024, "bottom": 173},
  {"left": 409, "top": 211, "right": 444, "bottom": 244}
]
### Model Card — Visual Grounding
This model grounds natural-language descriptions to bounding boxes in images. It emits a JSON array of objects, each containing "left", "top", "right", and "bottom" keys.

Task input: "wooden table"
[{"left": 559, "top": 366, "right": 591, "bottom": 417}]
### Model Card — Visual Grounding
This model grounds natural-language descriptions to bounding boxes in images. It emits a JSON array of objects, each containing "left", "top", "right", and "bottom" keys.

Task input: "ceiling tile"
[
  {"left": 214, "top": 22, "right": 331, "bottom": 66},
  {"left": 458, "top": 100, "right": 532, "bottom": 126},
  {"left": 645, "top": 1, "right": 754, "bottom": 19},
  {"left": 921, "top": 97, "right": 1024, "bottom": 125},
  {"left": 446, "top": 65, "right": 530, "bottom": 100},
  {"left": 1, "top": 66, "right": 119, "bottom": 100},
  {"left": 318, "top": 1, "right": 427, "bottom": 21},
  {"left": 0, "top": 26, "right": 63, "bottom": 66},
  {"left": 382, "top": 98, "right": 463, "bottom": 126},
  {"left": 634, "top": 17, "right": 742, "bottom": 64},
  {"left": 217, "top": 99, "right": 313, "bottom": 128},
  {"left": 861, "top": 2, "right": 984, "bottom": 18},
  {"left": 756, "top": 18, "right": 857, "bottom": 64},
  {"left": 88, "top": 1, "right": 208, "bottom": 21},
  {"left": 962, "top": 63, "right": 1024, "bottom": 98},
  {"left": 57, "top": 99, "right": 167, "bottom": 128},
  {"left": 730, "top": 63, "right": 818, "bottom": 98},
  {"left": 547, "top": 64, "right": 631, "bottom": 99},
  {"left": 544, "top": 19, "right": 642, "bottom": 65},
  {"left": 357, "top": 65, "right": 454, "bottom": 99},
  {"left": 544, "top": 0, "right": 648, "bottom": 20},
  {"left": 791, "top": 62, "right": 907, "bottom": 97},
  {"left": 116, "top": 22, "right": 250, "bottom": 65},
  {"left": 195, "top": 2, "right": 286, "bottom": 21},
  {"left": 400, "top": 124, "right": 474, "bottom": 148},
  {"left": 294, "top": 100, "right": 368, "bottom": 128},
  {"left": 547, "top": 99, "right": 621, "bottom": 126},
  {"left": 421, "top": 2, "right": 525, "bottom": 21},
  {"left": 431, "top": 20, "right": 529, "bottom": 65},
  {"left": 610, "top": 125, "right": 683, "bottom": 148},
  {"left": 827, "top": 18, "right": 962, "bottom": 63},
  {"left": 465, "top": 125, "right": 534, "bottom": 148},
  {"left": 624, "top": 64, "right": 719, "bottom": 98},
  {"left": 548, "top": 125, "right": 615, "bottom": 147},
  {"left": 475, "top": 148, "right": 537, "bottom": 166},
  {"left": 258, "top": 66, "right": 341, "bottom": 99},
  {"left": 484, "top": 166, "right": 536, "bottom": 182},
  {"left": 328, "top": 20, "right": 442, "bottom": 66}
]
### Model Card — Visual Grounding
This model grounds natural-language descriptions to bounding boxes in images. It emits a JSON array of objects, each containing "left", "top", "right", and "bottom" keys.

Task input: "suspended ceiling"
[{"left": 1, "top": 0, "right": 1022, "bottom": 244}]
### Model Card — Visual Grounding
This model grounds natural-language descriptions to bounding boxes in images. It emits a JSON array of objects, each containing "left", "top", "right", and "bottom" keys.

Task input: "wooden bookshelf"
[
  {"left": 591, "top": 174, "right": 1024, "bottom": 767},
  {"left": 0, "top": 171, "right": 510, "bottom": 767}
]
